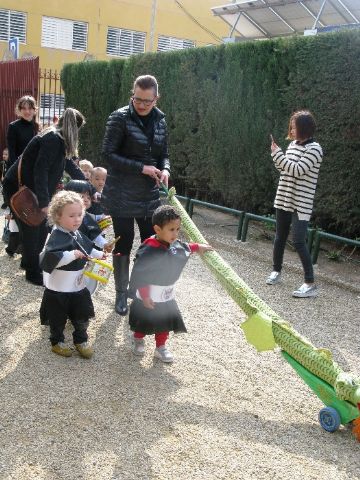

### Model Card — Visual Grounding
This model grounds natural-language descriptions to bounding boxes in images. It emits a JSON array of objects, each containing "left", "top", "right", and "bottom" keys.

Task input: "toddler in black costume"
[
  {"left": 129, "top": 205, "right": 212, "bottom": 363},
  {"left": 40, "top": 190, "right": 105, "bottom": 358}
]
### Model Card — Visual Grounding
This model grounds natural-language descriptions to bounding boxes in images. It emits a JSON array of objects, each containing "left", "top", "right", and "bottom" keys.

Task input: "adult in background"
[
  {"left": 266, "top": 110, "right": 323, "bottom": 298},
  {"left": 4, "top": 96, "right": 40, "bottom": 250},
  {"left": 102, "top": 75, "right": 170, "bottom": 315},
  {"left": 7, "top": 95, "right": 39, "bottom": 170},
  {"left": 3, "top": 108, "right": 86, "bottom": 285}
]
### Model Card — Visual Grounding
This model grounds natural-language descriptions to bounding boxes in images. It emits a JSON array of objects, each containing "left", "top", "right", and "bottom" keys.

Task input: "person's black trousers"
[
  {"left": 273, "top": 208, "right": 314, "bottom": 283},
  {"left": 41, "top": 289, "right": 93, "bottom": 345},
  {"left": 18, "top": 219, "right": 48, "bottom": 279},
  {"left": 112, "top": 216, "right": 154, "bottom": 255},
  {"left": 49, "top": 317, "right": 89, "bottom": 346}
]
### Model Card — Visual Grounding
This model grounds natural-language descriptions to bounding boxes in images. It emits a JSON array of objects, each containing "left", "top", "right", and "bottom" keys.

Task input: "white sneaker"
[
  {"left": 131, "top": 333, "right": 145, "bottom": 356},
  {"left": 292, "top": 283, "right": 318, "bottom": 298},
  {"left": 266, "top": 271, "right": 281, "bottom": 285},
  {"left": 154, "top": 346, "right": 174, "bottom": 363}
]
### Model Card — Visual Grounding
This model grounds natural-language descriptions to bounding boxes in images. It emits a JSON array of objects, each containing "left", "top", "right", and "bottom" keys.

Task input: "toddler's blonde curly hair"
[{"left": 48, "top": 190, "right": 84, "bottom": 226}]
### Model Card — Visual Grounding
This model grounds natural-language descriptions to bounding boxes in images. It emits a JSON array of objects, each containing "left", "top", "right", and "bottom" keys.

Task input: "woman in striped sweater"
[{"left": 267, "top": 110, "right": 323, "bottom": 298}]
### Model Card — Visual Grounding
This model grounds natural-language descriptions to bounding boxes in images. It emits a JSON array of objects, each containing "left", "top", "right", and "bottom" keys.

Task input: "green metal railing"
[
  {"left": 188, "top": 199, "right": 244, "bottom": 241},
  {"left": 240, "top": 213, "right": 276, "bottom": 242},
  {"left": 240, "top": 212, "right": 315, "bottom": 252},
  {"left": 160, "top": 189, "right": 356, "bottom": 265},
  {"left": 311, "top": 231, "right": 360, "bottom": 264}
]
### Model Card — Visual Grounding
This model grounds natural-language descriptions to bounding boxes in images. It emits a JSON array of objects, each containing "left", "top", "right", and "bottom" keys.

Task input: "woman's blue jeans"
[{"left": 273, "top": 209, "right": 314, "bottom": 283}]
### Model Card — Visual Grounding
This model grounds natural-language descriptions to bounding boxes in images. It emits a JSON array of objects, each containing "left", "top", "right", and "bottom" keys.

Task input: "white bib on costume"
[
  {"left": 43, "top": 269, "right": 85, "bottom": 292},
  {"left": 136, "top": 284, "right": 175, "bottom": 303}
]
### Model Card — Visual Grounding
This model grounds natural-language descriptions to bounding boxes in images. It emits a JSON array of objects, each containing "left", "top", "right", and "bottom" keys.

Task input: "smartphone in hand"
[{"left": 270, "top": 134, "right": 274, "bottom": 143}]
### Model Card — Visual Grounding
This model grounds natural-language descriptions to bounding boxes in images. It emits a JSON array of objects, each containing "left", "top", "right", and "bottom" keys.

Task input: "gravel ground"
[{"left": 0, "top": 206, "right": 359, "bottom": 480}]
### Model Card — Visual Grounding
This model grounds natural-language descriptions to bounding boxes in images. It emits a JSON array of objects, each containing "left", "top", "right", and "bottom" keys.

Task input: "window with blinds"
[
  {"left": 107, "top": 27, "right": 146, "bottom": 57},
  {"left": 0, "top": 9, "right": 26, "bottom": 43},
  {"left": 41, "top": 16, "right": 88, "bottom": 51},
  {"left": 157, "top": 35, "right": 194, "bottom": 52}
]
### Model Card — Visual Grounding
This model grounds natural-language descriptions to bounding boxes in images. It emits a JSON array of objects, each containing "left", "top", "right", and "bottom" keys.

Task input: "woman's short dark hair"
[
  {"left": 288, "top": 110, "right": 316, "bottom": 140},
  {"left": 133, "top": 75, "right": 158, "bottom": 96},
  {"left": 64, "top": 180, "right": 92, "bottom": 195},
  {"left": 152, "top": 205, "right": 180, "bottom": 227}
]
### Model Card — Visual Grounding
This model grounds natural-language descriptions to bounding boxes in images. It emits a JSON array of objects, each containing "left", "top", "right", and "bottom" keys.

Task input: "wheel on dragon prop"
[{"left": 318, "top": 407, "right": 341, "bottom": 433}]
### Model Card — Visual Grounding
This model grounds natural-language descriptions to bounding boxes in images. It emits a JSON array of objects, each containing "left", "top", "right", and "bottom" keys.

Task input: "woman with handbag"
[{"left": 3, "top": 108, "right": 86, "bottom": 285}]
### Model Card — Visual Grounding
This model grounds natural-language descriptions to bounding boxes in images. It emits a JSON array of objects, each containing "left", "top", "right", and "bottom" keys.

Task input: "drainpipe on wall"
[{"left": 149, "top": 0, "right": 158, "bottom": 52}]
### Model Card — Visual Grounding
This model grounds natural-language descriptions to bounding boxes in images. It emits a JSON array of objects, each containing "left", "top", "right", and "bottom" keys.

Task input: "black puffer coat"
[{"left": 101, "top": 102, "right": 170, "bottom": 218}]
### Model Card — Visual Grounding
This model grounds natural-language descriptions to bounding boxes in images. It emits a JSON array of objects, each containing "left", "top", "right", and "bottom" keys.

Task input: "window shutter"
[
  {"left": 131, "top": 30, "right": 146, "bottom": 55},
  {"left": 0, "top": 9, "right": 26, "bottom": 43},
  {"left": 10, "top": 10, "right": 26, "bottom": 43},
  {"left": 183, "top": 39, "right": 194, "bottom": 49},
  {"left": 106, "top": 28, "right": 118, "bottom": 55},
  {"left": 0, "top": 10, "right": 9, "bottom": 42},
  {"left": 107, "top": 27, "right": 145, "bottom": 57},
  {"left": 157, "top": 35, "right": 194, "bottom": 52},
  {"left": 42, "top": 16, "right": 87, "bottom": 51},
  {"left": 72, "top": 22, "right": 88, "bottom": 51},
  {"left": 119, "top": 29, "right": 132, "bottom": 57}
]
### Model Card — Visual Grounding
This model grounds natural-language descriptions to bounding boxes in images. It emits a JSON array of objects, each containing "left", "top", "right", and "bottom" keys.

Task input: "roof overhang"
[{"left": 211, "top": 0, "right": 360, "bottom": 40}]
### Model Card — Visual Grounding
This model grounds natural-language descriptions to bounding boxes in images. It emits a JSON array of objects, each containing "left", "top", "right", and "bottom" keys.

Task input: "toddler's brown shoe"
[
  {"left": 51, "top": 342, "right": 72, "bottom": 357},
  {"left": 74, "top": 342, "right": 94, "bottom": 359}
]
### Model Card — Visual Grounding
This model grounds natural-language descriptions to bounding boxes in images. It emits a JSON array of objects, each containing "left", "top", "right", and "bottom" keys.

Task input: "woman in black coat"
[
  {"left": 101, "top": 75, "right": 170, "bottom": 315},
  {"left": 3, "top": 108, "right": 86, "bottom": 285},
  {"left": 7, "top": 95, "right": 39, "bottom": 169},
  {"left": 4, "top": 96, "right": 39, "bottom": 254}
]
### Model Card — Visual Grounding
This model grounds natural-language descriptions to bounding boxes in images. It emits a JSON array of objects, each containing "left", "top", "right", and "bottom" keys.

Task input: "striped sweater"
[{"left": 271, "top": 139, "right": 323, "bottom": 221}]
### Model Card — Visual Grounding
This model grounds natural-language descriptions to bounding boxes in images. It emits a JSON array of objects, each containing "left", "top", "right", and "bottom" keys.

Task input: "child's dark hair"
[
  {"left": 152, "top": 205, "right": 180, "bottom": 227},
  {"left": 64, "top": 180, "right": 92, "bottom": 195}
]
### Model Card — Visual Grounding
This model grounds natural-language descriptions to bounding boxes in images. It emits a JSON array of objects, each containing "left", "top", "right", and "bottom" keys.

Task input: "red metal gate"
[{"left": 0, "top": 56, "right": 39, "bottom": 154}]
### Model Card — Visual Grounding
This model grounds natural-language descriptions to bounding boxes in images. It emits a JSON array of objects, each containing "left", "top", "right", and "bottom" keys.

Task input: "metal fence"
[{"left": 38, "top": 68, "right": 64, "bottom": 127}]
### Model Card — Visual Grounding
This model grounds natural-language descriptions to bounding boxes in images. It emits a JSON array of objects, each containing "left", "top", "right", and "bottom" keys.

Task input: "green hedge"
[{"left": 62, "top": 31, "right": 360, "bottom": 237}]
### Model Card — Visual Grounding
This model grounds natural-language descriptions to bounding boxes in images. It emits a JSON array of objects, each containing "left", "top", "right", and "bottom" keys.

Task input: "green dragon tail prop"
[{"left": 164, "top": 186, "right": 360, "bottom": 434}]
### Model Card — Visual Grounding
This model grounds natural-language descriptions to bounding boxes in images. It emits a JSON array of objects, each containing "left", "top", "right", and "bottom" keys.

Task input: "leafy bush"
[{"left": 62, "top": 30, "right": 360, "bottom": 237}]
